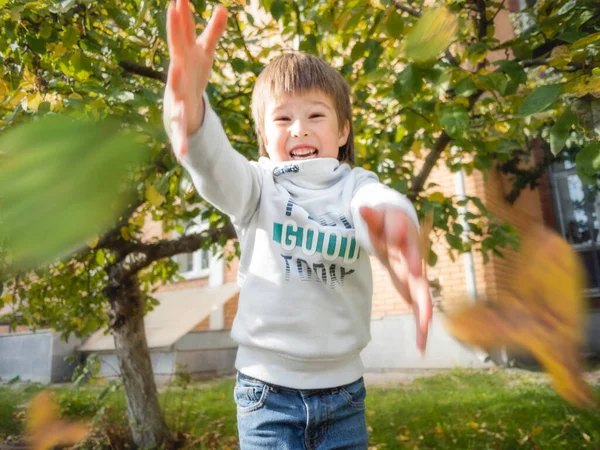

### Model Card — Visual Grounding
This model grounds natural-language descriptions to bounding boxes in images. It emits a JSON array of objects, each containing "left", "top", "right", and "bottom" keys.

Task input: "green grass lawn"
[{"left": 0, "top": 369, "right": 598, "bottom": 449}]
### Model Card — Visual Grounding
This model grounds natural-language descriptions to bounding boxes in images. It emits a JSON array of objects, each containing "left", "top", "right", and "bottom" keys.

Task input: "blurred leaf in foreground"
[
  {"left": 404, "top": 7, "right": 458, "bottom": 64},
  {"left": 0, "top": 114, "right": 148, "bottom": 270},
  {"left": 27, "top": 391, "right": 89, "bottom": 450},
  {"left": 444, "top": 228, "right": 597, "bottom": 409}
]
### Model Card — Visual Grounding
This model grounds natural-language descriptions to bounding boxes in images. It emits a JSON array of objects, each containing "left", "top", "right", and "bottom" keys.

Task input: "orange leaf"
[
  {"left": 444, "top": 227, "right": 597, "bottom": 408},
  {"left": 27, "top": 391, "right": 90, "bottom": 450}
]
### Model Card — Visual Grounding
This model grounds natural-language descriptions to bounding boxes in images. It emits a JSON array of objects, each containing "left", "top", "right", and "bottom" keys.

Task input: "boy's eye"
[
  {"left": 310, "top": 113, "right": 325, "bottom": 119},
  {"left": 275, "top": 116, "right": 290, "bottom": 122}
]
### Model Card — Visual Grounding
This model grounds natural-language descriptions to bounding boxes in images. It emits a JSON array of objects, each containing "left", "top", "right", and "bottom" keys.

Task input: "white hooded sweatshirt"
[{"left": 171, "top": 100, "right": 418, "bottom": 389}]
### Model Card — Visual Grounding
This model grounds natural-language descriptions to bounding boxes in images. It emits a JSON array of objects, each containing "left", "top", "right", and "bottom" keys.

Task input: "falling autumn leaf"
[
  {"left": 27, "top": 391, "right": 89, "bottom": 450},
  {"left": 404, "top": 7, "right": 459, "bottom": 63},
  {"left": 444, "top": 227, "right": 597, "bottom": 408}
]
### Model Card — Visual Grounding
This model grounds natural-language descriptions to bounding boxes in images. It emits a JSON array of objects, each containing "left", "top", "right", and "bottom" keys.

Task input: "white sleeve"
[
  {"left": 164, "top": 95, "right": 262, "bottom": 226},
  {"left": 350, "top": 178, "right": 419, "bottom": 255}
]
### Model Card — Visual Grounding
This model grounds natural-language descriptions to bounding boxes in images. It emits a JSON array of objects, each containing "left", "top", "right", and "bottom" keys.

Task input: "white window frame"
[
  {"left": 550, "top": 163, "right": 600, "bottom": 295},
  {"left": 172, "top": 219, "right": 213, "bottom": 280}
]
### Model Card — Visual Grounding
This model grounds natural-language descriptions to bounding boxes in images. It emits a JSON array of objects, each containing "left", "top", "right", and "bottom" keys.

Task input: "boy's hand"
[
  {"left": 165, "top": 0, "right": 227, "bottom": 156},
  {"left": 360, "top": 206, "right": 433, "bottom": 353}
]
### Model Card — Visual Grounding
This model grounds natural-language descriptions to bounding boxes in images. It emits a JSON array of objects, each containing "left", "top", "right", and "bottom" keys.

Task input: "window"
[
  {"left": 172, "top": 218, "right": 213, "bottom": 279},
  {"left": 550, "top": 158, "right": 600, "bottom": 293},
  {"left": 518, "top": 0, "right": 537, "bottom": 10}
]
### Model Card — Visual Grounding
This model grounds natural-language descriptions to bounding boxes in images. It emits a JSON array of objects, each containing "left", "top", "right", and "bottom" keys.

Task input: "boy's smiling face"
[{"left": 263, "top": 90, "right": 350, "bottom": 163}]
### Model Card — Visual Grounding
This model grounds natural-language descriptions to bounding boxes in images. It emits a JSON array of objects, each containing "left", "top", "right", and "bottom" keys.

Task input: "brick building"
[{"left": 2, "top": 0, "right": 598, "bottom": 383}]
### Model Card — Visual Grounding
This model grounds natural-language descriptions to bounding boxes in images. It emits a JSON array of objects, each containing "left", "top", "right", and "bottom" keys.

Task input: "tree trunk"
[{"left": 105, "top": 273, "right": 171, "bottom": 449}]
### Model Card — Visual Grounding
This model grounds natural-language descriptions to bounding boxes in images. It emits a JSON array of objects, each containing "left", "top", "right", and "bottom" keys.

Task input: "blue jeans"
[{"left": 234, "top": 371, "right": 369, "bottom": 450}]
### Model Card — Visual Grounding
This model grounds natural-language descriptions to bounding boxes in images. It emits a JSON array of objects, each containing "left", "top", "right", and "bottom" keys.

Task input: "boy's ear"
[{"left": 338, "top": 120, "right": 350, "bottom": 147}]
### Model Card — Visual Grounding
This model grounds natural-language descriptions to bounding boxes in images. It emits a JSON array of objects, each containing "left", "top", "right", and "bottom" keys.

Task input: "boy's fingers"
[
  {"left": 360, "top": 206, "right": 388, "bottom": 259},
  {"left": 360, "top": 206, "right": 384, "bottom": 236},
  {"left": 412, "top": 277, "right": 432, "bottom": 353},
  {"left": 199, "top": 5, "right": 228, "bottom": 57},
  {"left": 167, "top": 2, "right": 186, "bottom": 58},
  {"left": 168, "top": 61, "right": 183, "bottom": 96},
  {"left": 177, "top": 0, "right": 197, "bottom": 46},
  {"left": 404, "top": 237, "right": 423, "bottom": 277},
  {"left": 385, "top": 210, "right": 422, "bottom": 277}
]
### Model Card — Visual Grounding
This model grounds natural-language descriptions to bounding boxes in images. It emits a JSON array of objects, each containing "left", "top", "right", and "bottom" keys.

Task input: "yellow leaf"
[
  {"left": 120, "top": 226, "right": 131, "bottom": 241},
  {"left": 8, "top": 91, "right": 26, "bottom": 107},
  {"left": 0, "top": 79, "right": 8, "bottom": 97},
  {"left": 68, "top": 92, "right": 83, "bottom": 100},
  {"left": 494, "top": 122, "right": 510, "bottom": 133},
  {"left": 23, "top": 69, "right": 37, "bottom": 89},
  {"left": 53, "top": 43, "right": 67, "bottom": 57},
  {"left": 2, "top": 293, "right": 14, "bottom": 304},
  {"left": 549, "top": 45, "right": 572, "bottom": 70},
  {"left": 404, "top": 7, "right": 458, "bottom": 63},
  {"left": 86, "top": 235, "right": 99, "bottom": 249},
  {"left": 146, "top": 184, "right": 165, "bottom": 207},
  {"left": 28, "top": 392, "right": 59, "bottom": 432},
  {"left": 444, "top": 228, "right": 597, "bottom": 408},
  {"left": 27, "top": 93, "right": 43, "bottom": 112},
  {"left": 427, "top": 192, "right": 445, "bottom": 203},
  {"left": 572, "top": 32, "right": 600, "bottom": 50},
  {"left": 27, "top": 392, "right": 89, "bottom": 450},
  {"left": 410, "top": 140, "right": 423, "bottom": 159},
  {"left": 9, "top": 7, "right": 21, "bottom": 22}
]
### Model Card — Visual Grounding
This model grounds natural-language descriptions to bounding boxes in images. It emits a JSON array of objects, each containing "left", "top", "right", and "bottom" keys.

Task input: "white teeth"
[{"left": 290, "top": 148, "right": 317, "bottom": 160}]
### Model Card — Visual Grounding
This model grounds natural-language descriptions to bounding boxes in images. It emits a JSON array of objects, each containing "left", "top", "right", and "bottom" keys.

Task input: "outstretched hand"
[
  {"left": 360, "top": 206, "right": 433, "bottom": 353},
  {"left": 164, "top": 0, "right": 228, "bottom": 157}
]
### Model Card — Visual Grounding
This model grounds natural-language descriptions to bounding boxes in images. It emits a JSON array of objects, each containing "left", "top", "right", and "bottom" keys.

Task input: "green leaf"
[
  {"left": 231, "top": 58, "right": 246, "bottom": 73},
  {"left": 518, "top": 84, "right": 563, "bottom": 116},
  {"left": 467, "top": 42, "right": 487, "bottom": 65},
  {"left": 299, "top": 34, "right": 317, "bottom": 53},
  {"left": 96, "top": 249, "right": 106, "bottom": 266},
  {"left": 575, "top": 142, "right": 600, "bottom": 181},
  {"left": 455, "top": 77, "right": 476, "bottom": 97},
  {"left": 550, "top": 110, "right": 578, "bottom": 156},
  {"left": 395, "top": 63, "right": 422, "bottom": 96},
  {"left": 446, "top": 233, "right": 463, "bottom": 250},
  {"left": 0, "top": 115, "right": 149, "bottom": 270},
  {"left": 351, "top": 41, "right": 367, "bottom": 62},
  {"left": 404, "top": 7, "right": 458, "bottom": 63},
  {"left": 439, "top": 104, "right": 469, "bottom": 139},
  {"left": 62, "top": 25, "right": 80, "bottom": 47},
  {"left": 260, "top": 0, "right": 273, "bottom": 12},
  {"left": 384, "top": 10, "right": 405, "bottom": 39},
  {"left": 493, "top": 60, "right": 527, "bottom": 85},
  {"left": 270, "top": 0, "right": 285, "bottom": 21}
]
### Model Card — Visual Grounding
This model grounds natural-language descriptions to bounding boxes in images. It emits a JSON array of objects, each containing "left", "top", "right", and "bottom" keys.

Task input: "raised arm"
[
  {"left": 163, "top": 1, "right": 261, "bottom": 225},
  {"left": 164, "top": 0, "right": 227, "bottom": 156}
]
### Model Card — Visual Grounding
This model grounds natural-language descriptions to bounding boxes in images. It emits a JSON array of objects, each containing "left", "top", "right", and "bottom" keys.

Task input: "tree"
[{"left": 1, "top": 0, "right": 598, "bottom": 447}]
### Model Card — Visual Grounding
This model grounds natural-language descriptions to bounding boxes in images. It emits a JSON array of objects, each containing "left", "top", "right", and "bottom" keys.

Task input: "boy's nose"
[{"left": 290, "top": 120, "right": 308, "bottom": 137}]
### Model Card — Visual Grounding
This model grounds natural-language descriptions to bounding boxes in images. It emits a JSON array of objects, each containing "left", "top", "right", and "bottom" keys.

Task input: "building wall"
[{"left": 0, "top": 330, "right": 81, "bottom": 383}]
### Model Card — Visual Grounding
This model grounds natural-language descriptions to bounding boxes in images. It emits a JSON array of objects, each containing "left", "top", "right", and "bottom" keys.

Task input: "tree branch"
[
  {"left": 391, "top": 0, "right": 421, "bottom": 17},
  {"left": 475, "top": 0, "right": 488, "bottom": 42},
  {"left": 111, "top": 222, "right": 236, "bottom": 281},
  {"left": 96, "top": 199, "right": 146, "bottom": 252},
  {"left": 409, "top": 89, "right": 485, "bottom": 200},
  {"left": 119, "top": 60, "right": 166, "bottom": 84},
  {"left": 520, "top": 58, "right": 584, "bottom": 71},
  {"left": 408, "top": 131, "right": 452, "bottom": 201}
]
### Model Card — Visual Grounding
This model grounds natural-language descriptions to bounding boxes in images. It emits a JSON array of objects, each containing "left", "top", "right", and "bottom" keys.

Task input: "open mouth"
[{"left": 290, "top": 148, "right": 318, "bottom": 160}]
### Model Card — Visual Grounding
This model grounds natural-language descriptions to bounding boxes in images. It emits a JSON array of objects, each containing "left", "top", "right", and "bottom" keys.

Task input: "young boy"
[{"left": 164, "top": 2, "right": 432, "bottom": 448}]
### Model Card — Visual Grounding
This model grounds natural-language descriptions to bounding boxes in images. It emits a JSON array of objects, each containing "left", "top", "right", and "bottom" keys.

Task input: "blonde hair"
[{"left": 251, "top": 52, "right": 355, "bottom": 164}]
